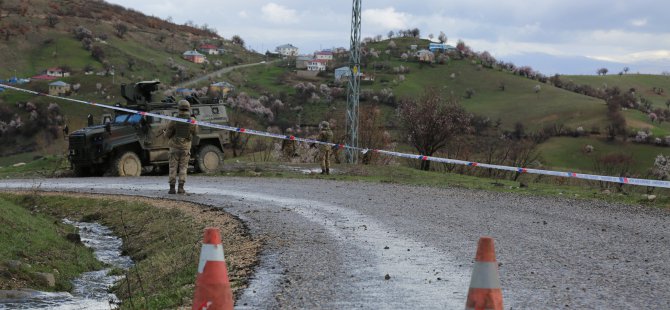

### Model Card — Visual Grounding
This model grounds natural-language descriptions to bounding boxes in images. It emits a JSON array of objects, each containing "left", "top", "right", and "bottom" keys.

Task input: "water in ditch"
[{"left": 0, "top": 220, "right": 134, "bottom": 309}]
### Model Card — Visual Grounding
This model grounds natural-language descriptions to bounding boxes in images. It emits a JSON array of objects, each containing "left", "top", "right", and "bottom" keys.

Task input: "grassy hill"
[
  {"left": 0, "top": 0, "right": 262, "bottom": 157},
  {"left": 205, "top": 37, "right": 670, "bottom": 176},
  {"left": 564, "top": 74, "right": 670, "bottom": 109}
]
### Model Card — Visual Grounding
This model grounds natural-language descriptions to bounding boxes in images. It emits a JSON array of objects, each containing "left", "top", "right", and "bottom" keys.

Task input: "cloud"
[
  {"left": 630, "top": 18, "right": 647, "bottom": 27},
  {"left": 261, "top": 3, "right": 299, "bottom": 24},
  {"left": 592, "top": 50, "right": 670, "bottom": 64},
  {"left": 238, "top": 11, "right": 248, "bottom": 18},
  {"left": 362, "top": 7, "right": 410, "bottom": 30}
]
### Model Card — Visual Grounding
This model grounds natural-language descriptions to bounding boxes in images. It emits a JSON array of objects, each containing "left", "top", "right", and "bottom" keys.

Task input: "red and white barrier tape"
[{"left": 2, "top": 83, "right": 669, "bottom": 189}]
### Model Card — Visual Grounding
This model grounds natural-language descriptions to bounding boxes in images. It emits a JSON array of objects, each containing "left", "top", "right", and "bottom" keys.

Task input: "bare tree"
[
  {"left": 428, "top": 33, "right": 434, "bottom": 40},
  {"left": 623, "top": 67, "right": 629, "bottom": 74},
  {"left": 387, "top": 30, "right": 394, "bottom": 39},
  {"left": 232, "top": 35, "right": 244, "bottom": 46},
  {"left": 597, "top": 68, "right": 608, "bottom": 75},
  {"left": 438, "top": 31, "right": 447, "bottom": 43},
  {"left": 399, "top": 87, "right": 472, "bottom": 170}
]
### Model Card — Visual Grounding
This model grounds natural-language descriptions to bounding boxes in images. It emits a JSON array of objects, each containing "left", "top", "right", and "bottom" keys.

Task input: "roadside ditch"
[{"left": 0, "top": 192, "right": 260, "bottom": 309}]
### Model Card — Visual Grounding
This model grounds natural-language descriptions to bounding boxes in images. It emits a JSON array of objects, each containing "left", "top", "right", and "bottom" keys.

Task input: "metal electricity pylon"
[{"left": 346, "top": 0, "right": 361, "bottom": 164}]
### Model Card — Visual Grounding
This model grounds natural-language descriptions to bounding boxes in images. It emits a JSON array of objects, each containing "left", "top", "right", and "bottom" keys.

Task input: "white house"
[
  {"left": 306, "top": 59, "right": 327, "bottom": 71},
  {"left": 276, "top": 44, "right": 299, "bottom": 56},
  {"left": 315, "top": 51, "right": 333, "bottom": 61},
  {"left": 45, "top": 67, "right": 70, "bottom": 77},
  {"left": 199, "top": 44, "right": 220, "bottom": 55}
]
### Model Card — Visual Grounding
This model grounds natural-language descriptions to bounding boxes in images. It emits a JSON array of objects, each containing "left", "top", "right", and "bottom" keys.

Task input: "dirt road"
[
  {"left": 1, "top": 176, "right": 668, "bottom": 309},
  {"left": 176, "top": 61, "right": 270, "bottom": 88}
]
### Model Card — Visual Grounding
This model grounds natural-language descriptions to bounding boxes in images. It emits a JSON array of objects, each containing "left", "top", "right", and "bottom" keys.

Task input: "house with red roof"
[
  {"left": 199, "top": 44, "right": 221, "bottom": 55},
  {"left": 315, "top": 51, "right": 333, "bottom": 61},
  {"left": 183, "top": 50, "right": 206, "bottom": 63},
  {"left": 306, "top": 59, "right": 328, "bottom": 71},
  {"left": 45, "top": 67, "right": 70, "bottom": 77}
]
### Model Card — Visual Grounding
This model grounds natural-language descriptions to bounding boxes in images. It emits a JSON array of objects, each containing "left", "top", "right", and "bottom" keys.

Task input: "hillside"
[
  {"left": 204, "top": 37, "right": 670, "bottom": 176},
  {"left": 564, "top": 74, "right": 670, "bottom": 109},
  {"left": 0, "top": 0, "right": 262, "bottom": 156}
]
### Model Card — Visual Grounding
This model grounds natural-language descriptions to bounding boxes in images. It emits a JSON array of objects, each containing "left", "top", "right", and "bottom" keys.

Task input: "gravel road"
[
  {"left": 176, "top": 61, "right": 270, "bottom": 88},
  {"left": 1, "top": 176, "right": 668, "bottom": 309}
]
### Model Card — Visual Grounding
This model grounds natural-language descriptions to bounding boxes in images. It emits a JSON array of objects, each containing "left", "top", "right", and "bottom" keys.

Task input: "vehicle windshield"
[{"left": 113, "top": 114, "right": 142, "bottom": 124}]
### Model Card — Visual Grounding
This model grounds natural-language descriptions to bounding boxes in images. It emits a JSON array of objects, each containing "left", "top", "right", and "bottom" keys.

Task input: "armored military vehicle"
[{"left": 68, "top": 81, "right": 229, "bottom": 176}]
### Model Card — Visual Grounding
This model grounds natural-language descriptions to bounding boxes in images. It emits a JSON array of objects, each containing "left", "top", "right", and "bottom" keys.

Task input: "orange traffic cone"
[
  {"left": 192, "top": 228, "right": 234, "bottom": 310},
  {"left": 465, "top": 236, "right": 504, "bottom": 310}
]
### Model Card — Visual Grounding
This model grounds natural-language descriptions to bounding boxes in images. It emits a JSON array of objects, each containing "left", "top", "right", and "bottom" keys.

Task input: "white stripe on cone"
[
  {"left": 468, "top": 262, "right": 501, "bottom": 289},
  {"left": 197, "top": 244, "right": 225, "bottom": 273}
]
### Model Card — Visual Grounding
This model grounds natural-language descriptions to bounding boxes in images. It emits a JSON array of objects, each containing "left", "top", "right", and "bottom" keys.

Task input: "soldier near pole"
[
  {"left": 317, "top": 121, "right": 333, "bottom": 175},
  {"left": 165, "top": 100, "right": 198, "bottom": 194}
]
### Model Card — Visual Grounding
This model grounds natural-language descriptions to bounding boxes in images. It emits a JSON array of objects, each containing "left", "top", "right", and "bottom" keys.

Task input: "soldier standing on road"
[
  {"left": 318, "top": 121, "right": 333, "bottom": 175},
  {"left": 165, "top": 100, "right": 197, "bottom": 194}
]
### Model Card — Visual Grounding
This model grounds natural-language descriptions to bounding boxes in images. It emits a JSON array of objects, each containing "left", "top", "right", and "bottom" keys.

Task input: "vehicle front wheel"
[
  {"left": 110, "top": 151, "right": 142, "bottom": 177},
  {"left": 195, "top": 145, "right": 224, "bottom": 174}
]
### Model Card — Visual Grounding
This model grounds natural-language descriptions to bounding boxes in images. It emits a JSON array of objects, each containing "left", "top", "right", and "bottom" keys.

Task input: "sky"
[{"left": 107, "top": 0, "right": 670, "bottom": 75}]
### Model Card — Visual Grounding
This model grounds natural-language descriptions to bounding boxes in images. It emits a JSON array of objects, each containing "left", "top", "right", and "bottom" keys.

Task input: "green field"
[
  {"left": 538, "top": 136, "right": 666, "bottom": 175},
  {"left": 384, "top": 60, "right": 608, "bottom": 130}
]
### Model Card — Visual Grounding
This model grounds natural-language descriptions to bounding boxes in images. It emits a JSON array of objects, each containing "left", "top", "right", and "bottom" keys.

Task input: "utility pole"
[{"left": 346, "top": 0, "right": 361, "bottom": 164}]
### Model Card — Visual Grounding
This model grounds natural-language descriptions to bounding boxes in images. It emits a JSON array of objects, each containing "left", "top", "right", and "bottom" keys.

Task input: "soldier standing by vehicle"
[
  {"left": 318, "top": 121, "right": 333, "bottom": 175},
  {"left": 165, "top": 100, "right": 197, "bottom": 194}
]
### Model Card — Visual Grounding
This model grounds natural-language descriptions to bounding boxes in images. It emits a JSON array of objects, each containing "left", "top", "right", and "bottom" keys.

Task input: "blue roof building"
[{"left": 428, "top": 43, "right": 456, "bottom": 52}]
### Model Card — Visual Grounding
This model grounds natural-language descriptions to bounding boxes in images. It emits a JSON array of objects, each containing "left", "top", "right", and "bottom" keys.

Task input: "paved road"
[
  {"left": 1, "top": 177, "right": 669, "bottom": 309},
  {"left": 176, "top": 61, "right": 271, "bottom": 88}
]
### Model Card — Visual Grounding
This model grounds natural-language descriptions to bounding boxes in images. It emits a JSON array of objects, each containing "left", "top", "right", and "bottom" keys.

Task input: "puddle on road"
[{"left": 0, "top": 220, "right": 133, "bottom": 310}]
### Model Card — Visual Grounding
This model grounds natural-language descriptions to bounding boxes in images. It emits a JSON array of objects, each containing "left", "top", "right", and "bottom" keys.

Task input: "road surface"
[
  {"left": 176, "top": 61, "right": 271, "bottom": 88},
  {"left": 1, "top": 176, "right": 668, "bottom": 309}
]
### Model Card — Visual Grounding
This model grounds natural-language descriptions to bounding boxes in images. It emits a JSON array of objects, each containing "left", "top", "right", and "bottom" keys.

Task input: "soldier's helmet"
[
  {"left": 178, "top": 100, "right": 190, "bottom": 111},
  {"left": 319, "top": 121, "right": 330, "bottom": 129}
]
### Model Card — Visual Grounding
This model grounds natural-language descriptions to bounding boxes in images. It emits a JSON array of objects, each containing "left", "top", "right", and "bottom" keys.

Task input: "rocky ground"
[{"left": 1, "top": 176, "right": 669, "bottom": 309}]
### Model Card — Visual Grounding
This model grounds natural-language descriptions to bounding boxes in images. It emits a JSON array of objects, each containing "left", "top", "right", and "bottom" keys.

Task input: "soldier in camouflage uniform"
[
  {"left": 317, "top": 121, "right": 333, "bottom": 175},
  {"left": 282, "top": 127, "right": 297, "bottom": 160},
  {"left": 165, "top": 100, "right": 198, "bottom": 194}
]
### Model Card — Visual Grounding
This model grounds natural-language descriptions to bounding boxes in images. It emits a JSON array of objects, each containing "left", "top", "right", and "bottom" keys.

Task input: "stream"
[{"left": 0, "top": 220, "right": 133, "bottom": 309}]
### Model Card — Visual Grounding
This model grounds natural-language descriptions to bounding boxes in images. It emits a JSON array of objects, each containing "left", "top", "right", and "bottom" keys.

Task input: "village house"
[
  {"left": 209, "top": 81, "right": 235, "bottom": 98},
  {"left": 183, "top": 50, "right": 206, "bottom": 63},
  {"left": 295, "top": 55, "right": 313, "bottom": 69},
  {"left": 428, "top": 42, "right": 456, "bottom": 53},
  {"left": 276, "top": 44, "right": 299, "bottom": 56},
  {"left": 49, "top": 81, "right": 70, "bottom": 96},
  {"left": 306, "top": 59, "right": 327, "bottom": 71},
  {"left": 332, "top": 47, "right": 348, "bottom": 56},
  {"left": 334, "top": 66, "right": 351, "bottom": 82},
  {"left": 45, "top": 67, "right": 70, "bottom": 77},
  {"left": 315, "top": 50, "right": 333, "bottom": 61},
  {"left": 199, "top": 44, "right": 220, "bottom": 55}
]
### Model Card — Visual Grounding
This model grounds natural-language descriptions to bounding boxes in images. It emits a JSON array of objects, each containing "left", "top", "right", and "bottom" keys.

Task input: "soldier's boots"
[
  {"left": 178, "top": 182, "right": 186, "bottom": 194},
  {"left": 326, "top": 168, "right": 330, "bottom": 175},
  {"left": 168, "top": 183, "right": 176, "bottom": 194}
]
